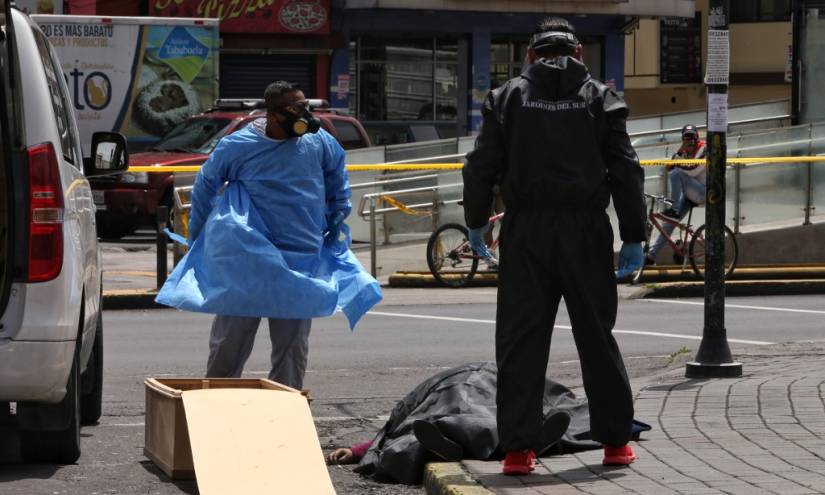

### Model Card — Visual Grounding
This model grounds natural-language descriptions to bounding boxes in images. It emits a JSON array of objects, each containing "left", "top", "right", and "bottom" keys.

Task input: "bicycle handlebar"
[{"left": 642, "top": 193, "right": 674, "bottom": 208}]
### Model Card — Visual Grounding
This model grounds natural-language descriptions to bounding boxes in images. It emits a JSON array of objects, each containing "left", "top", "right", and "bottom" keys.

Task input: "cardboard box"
[{"left": 143, "top": 378, "right": 302, "bottom": 479}]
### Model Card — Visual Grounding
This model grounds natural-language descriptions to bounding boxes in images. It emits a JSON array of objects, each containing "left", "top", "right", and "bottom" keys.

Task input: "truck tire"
[
  {"left": 20, "top": 350, "right": 81, "bottom": 464},
  {"left": 80, "top": 313, "right": 103, "bottom": 425}
]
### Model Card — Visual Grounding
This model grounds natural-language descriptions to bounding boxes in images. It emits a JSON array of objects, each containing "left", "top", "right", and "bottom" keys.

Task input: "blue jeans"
[{"left": 648, "top": 168, "right": 706, "bottom": 260}]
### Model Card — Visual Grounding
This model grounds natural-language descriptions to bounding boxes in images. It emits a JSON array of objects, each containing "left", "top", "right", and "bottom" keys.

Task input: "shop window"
[
  {"left": 349, "top": 35, "right": 458, "bottom": 125},
  {"left": 730, "top": 0, "right": 791, "bottom": 22},
  {"left": 490, "top": 40, "right": 528, "bottom": 90}
]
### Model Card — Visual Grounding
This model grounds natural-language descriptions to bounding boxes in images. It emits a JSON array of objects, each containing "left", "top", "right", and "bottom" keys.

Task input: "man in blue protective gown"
[{"left": 156, "top": 81, "right": 383, "bottom": 389}]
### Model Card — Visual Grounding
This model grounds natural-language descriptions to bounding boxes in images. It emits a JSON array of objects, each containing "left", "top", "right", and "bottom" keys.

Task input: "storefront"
[
  {"left": 329, "top": 8, "right": 627, "bottom": 144},
  {"left": 793, "top": 0, "right": 825, "bottom": 124}
]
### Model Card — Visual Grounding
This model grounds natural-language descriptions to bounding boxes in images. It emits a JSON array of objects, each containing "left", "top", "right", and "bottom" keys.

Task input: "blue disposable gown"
[{"left": 155, "top": 121, "right": 383, "bottom": 329}]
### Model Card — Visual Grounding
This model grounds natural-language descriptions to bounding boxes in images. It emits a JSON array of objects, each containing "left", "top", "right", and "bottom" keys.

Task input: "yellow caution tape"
[
  {"left": 128, "top": 156, "right": 825, "bottom": 174},
  {"left": 640, "top": 156, "right": 825, "bottom": 166},
  {"left": 128, "top": 165, "right": 203, "bottom": 173},
  {"left": 382, "top": 194, "right": 432, "bottom": 217},
  {"left": 346, "top": 163, "right": 465, "bottom": 171}
]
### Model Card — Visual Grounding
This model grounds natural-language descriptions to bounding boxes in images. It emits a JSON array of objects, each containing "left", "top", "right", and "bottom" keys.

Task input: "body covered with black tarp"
[{"left": 354, "top": 362, "right": 648, "bottom": 484}]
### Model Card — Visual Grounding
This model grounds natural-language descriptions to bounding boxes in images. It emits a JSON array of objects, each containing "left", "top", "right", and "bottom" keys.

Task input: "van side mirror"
[{"left": 85, "top": 132, "right": 129, "bottom": 177}]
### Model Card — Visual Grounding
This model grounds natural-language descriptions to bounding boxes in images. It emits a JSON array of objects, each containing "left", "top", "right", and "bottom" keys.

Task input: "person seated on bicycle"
[{"left": 645, "top": 124, "right": 707, "bottom": 265}]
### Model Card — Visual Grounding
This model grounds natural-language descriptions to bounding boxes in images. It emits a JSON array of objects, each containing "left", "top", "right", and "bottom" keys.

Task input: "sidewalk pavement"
[{"left": 424, "top": 342, "right": 825, "bottom": 495}]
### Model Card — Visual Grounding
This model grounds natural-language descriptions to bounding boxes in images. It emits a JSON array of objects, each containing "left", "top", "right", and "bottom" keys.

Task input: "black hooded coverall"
[{"left": 462, "top": 56, "right": 646, "bottom": 451}]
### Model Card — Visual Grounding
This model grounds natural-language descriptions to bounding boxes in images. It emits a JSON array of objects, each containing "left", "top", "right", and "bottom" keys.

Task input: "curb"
[
  {"left": 423, "top": 462, "right": 495, "bottom": 495},
  {"left": 388, "top": 271, "right": 498, "bottom": 288},
  {"left": 102, "top": 289, "right": 163, "bottom": 310},
  {"left": 637, "top": 279, "right": 825, "bottom": 298}
]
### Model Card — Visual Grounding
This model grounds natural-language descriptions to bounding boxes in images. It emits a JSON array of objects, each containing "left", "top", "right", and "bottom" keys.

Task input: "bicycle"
[
  {"left": 426, "top": 212, "right": 503, "bottom": 288},
  {"left": 631, "top": 193, "right": 738, "bottom": 284}
]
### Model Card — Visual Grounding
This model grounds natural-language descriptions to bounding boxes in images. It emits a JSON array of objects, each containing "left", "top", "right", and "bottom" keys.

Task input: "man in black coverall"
[{"left": 462, "top": 17, "right": 646, "bottom": 475}]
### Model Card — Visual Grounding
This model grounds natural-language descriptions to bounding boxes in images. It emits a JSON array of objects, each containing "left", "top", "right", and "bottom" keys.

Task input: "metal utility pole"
[{"left": 686, "top": 0, "right": 742, "bottom": 379}]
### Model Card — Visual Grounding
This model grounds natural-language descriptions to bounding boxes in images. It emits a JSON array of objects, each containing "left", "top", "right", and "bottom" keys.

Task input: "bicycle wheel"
[
  {"left": 688, "top": 224, "right": 738, "bottom": 280},
  {"left": 426, "top": 223, "right": 479, "bottom": 288}
]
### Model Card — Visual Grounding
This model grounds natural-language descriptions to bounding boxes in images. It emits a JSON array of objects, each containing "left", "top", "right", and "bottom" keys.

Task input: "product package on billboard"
[{"left": 32, "top": 15, "right": 219, "bottom": 153}]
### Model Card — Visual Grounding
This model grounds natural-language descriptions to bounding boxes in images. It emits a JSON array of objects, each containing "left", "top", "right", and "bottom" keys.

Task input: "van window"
[
  {"left": 332, "top": 120, "right": 364, "bottom": 150},
  {"left": 32, "top": 28, "right": 78, "bottom": 166}
]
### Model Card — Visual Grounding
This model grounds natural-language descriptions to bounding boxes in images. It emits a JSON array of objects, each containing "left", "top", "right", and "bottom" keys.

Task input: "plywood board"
[{"left": 182, "top": 389, "right": 335, "bottom": 495}]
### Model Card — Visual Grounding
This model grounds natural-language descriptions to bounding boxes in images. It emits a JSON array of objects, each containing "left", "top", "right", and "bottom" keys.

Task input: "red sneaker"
[
  {"left": 603, "top": 444, "right": 637, "bottom": 466},
  {"left": 502, "top": 450, "right": 536, "bottom": 475}
]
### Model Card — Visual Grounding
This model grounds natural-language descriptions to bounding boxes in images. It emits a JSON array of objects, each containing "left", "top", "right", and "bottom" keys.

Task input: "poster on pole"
[
  {"left": 704, "top": 29, "right": 729, "bottom": 85},
  {"left": 707, "top": 93, "right": 728, "bottom": 133}
]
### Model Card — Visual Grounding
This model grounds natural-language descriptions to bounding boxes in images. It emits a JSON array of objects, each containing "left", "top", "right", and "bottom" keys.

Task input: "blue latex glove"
[
  {"left": 323, "top": 209, "right": 348, "bottom": 244},
  {"left": 468, "top": 225, "right": 494, "bottom": 260},
  {"left": 615, "top": 242, "right": 643, "bottom": 279}
]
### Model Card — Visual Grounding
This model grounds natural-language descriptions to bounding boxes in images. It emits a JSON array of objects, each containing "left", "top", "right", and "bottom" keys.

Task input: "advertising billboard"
[{"left": 33, "top": 15, "right": 220, "bottom": 152}]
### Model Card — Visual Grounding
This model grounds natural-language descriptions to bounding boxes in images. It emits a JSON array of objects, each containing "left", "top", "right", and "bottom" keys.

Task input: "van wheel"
[
  {"left": 20, "top": 351, "right": 81, "bottom": 464},
  {"left": 80, "top": 313, "right": 103, "bottom": 425}
]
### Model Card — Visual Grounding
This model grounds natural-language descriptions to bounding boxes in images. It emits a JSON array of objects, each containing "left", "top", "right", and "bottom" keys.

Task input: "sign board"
[
  {"left": 149, "top": 0, "right": 330, "bottom": 34},
  {"left": 33, "top": 16, "right": 219, "bottom": 153},
  {"left": 660, "top": 13, "right": 702, "bottom": 84}
]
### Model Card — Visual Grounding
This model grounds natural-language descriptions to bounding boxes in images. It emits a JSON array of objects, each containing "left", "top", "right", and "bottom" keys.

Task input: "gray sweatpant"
[{"left": 206, "top": 315, "right": 312, "bottom": 390}]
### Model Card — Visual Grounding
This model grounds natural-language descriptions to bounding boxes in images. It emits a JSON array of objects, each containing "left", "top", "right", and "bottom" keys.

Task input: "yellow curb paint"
[
  {"left": 102, "top": 289, "right": 158, "bottom": 296},
  {"left": 423, "top": 462, "right": 495, "bottom": 495},
  {"left": 104, "top": 270, "right": 157, "bottom": 277}
]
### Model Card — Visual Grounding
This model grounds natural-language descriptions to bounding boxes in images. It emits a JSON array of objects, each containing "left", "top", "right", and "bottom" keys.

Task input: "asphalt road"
[{"left": 1, "top": 290, "right": 824, "bottom": 494}]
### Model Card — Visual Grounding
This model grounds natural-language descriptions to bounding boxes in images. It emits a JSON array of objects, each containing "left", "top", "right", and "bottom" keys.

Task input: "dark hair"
[
  {"left": 264, "top": 81, "right": 302, "bottom": 113},
  {"left": 530, "top": 17, "right": 578, "bottom": 58}
]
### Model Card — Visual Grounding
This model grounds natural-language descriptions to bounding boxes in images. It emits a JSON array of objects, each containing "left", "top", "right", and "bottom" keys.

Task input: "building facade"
[
  {"left": 624, "top": 0, "right": 793, "bottom": 116},
  {"left": 329, "top": 0, "right": 695, "bottom": 143},
  {"left": 45, "top": 0, "right": 712, "bottom": 142}
]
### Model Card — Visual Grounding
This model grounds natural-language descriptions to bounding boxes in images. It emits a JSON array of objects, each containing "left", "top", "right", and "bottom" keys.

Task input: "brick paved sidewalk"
[{"left": 426, "top": 343, "right": 825, "bottom": 495}]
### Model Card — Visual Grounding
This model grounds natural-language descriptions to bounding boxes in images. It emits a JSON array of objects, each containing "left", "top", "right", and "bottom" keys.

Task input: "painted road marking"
[
  {"left": 644, "top": 298, "right": 825, "bottom": 315},
  {"left": 366, "top": 310, "right": 774, "bottom": 345}
]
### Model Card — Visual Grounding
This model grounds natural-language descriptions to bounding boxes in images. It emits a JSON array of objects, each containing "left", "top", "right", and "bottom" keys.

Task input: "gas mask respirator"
[{"left": 279, "top": 106, "right": 321, "bottom": 138}]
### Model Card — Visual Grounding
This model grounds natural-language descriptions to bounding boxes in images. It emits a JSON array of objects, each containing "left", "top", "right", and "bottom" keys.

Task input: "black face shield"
[{"left": 529, "top": 30, "right": 579, "bottom": 53}]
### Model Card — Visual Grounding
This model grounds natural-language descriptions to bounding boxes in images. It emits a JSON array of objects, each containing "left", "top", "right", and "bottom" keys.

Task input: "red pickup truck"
[{"left": 91, "top": 100, "right": 372, "bottom": 238}]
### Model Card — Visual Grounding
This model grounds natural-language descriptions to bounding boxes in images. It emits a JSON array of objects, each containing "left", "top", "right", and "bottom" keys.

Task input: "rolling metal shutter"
[{"left": 219, "top": 54, "right": 315, "bottom": 99}]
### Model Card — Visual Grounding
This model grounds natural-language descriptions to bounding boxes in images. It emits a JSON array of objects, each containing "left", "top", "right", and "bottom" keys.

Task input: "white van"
[{"left": 0, "top": 4, "right": 128, "bottom": 463}]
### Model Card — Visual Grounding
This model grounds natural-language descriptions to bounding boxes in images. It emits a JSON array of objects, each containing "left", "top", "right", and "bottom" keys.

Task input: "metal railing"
[
  {"left": 629, "top": 114, "right": 791, "bottom": 140},
  {"left": 156, "top": 117, "right": 824, "bottom": 282},
  {"left": 356, "top": 179, "right": 463, "bottom": 276}
]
